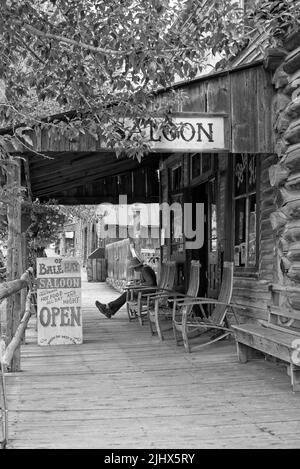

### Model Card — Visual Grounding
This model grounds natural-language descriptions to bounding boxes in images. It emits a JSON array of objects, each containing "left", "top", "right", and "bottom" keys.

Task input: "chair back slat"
[
  {"left": 158, "top": 263, "right": 167, "bottom": 289},
  {"left": 164, "top": 261, "right": 176, "bottom": 290},
  {"left": 186, "top": 260, "right": 201, "bottom": 297},
  {"left": 211, "top": 261, "right": 233, "bottom": 324}
]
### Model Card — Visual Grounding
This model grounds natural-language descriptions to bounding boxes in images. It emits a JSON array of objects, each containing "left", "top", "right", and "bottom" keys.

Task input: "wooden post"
[
  {"left": 224, "top": 155, "right": 234, "bottom": 262},
  {"left": 1, "top": 288, "right": 32, "bottom": 369},
  {"left": 6, "top": 159, "right": 23, "bottom": 372},
  {"left": 20, "top": 216, "right": 30, "bottom": 343}
]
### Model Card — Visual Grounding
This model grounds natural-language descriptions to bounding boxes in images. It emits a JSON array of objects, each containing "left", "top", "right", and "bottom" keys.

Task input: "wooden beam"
[
  {"left": 28, "top": 151, "right": 108, "bottom": 171},
  {"left": 32, "top": 161, "right": 142, "bottom": 196},
  {"left": 30, "top": 157, "right": 130, "bottom": 190},
  {"left": 6, "top": 159, "right": 22, "bottom": 372},
  {"left": 47, "top": 195, "right": 160, "bottom": 205},
  {"left": 29, "top": 152, "right": 142, "bottom": 183}
]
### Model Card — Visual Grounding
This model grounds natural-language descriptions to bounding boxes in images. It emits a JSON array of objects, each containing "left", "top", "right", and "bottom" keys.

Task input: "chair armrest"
[
  {"left": 138, "top": 285, "right": 160, "bottom": 291},
  {"left": 178, "top": 298, "right": 232, "bottom": 307},
  {"left": 135, "top": 286, "right": 162, "bottom": 297},
  {"left": 143, "top": 289, "right": 180, "bottom": 300},
  {"left": 172, "top": 294, "right": 205, "bottom": 305},
  {"left": 125, "top": 284, "right": 156, "bottom": 292},
  {"left": 123, "top": 283, "right": 141, "bottom": 290}
]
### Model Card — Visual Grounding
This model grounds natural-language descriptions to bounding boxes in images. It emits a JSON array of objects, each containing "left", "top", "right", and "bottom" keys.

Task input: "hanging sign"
[
  {"left": 36, "top": 257, "right": 83, "bottom": 346},
  {"left": 147, "top": 113, "right": 227, "bottom": 152}
]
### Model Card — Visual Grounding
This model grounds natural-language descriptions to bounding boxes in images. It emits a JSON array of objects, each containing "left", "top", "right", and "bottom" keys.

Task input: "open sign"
[{"left": 36, "top": 257, "right": 83, "bottom": 346}]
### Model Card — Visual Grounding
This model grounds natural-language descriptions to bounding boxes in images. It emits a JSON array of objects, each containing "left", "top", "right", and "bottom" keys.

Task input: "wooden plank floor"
[{"left": 3, "top": 273, "right": 300, "bottom": 449}]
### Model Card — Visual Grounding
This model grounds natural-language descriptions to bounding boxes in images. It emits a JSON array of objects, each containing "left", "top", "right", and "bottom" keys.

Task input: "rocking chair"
[
  {"left": 172, "top": 261, "right": 237, "bottom": 352},
  {"left": 147, "top": 260, "right": 201, "bottom": 341},
  {"left": 126, "top": 261, "right": 175, "bottom": 325}
]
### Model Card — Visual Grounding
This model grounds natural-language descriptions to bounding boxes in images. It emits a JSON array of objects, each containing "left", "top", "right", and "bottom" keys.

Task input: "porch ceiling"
[{"left": 25, "top": 151, "right": 162, "bottom": 205}]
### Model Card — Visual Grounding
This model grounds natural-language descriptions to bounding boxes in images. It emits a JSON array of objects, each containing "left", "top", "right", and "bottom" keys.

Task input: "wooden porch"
[{"left": 3, "top": 274, "right": 300, "bottom": 449}]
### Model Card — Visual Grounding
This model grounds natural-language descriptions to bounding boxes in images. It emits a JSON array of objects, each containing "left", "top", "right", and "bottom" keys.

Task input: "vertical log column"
[
  {"left": 6, "top": 159, "right": 22, "bottom": 371},
  {"left": 269, "top": 32, "right": 300, "bottom": 311},
  {"left": 0, "top": 167, "right": 7, "bottom": 347}
]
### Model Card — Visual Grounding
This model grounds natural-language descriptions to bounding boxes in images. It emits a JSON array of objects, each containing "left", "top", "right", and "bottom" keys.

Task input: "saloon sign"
[
  {"left": 147, "top": 114, "right": 227, "bottom": 152},
  {"left": 36, "top": 257, "right": 83, "bottom": 346}
]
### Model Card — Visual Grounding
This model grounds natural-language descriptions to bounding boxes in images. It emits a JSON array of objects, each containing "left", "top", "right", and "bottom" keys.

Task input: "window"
[
  {"left": 191, "top": 153, "right": 213, "bottom": 181},
  {"left": 233, "top": 154, "right": 258, "bottom": 268},
  {"left": 170, "top": 165, "right": 182, "bottom": 191}
]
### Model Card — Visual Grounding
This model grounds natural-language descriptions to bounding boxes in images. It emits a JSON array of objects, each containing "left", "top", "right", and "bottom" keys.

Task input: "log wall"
[{"left": 266, "top": 31, "right": 300, "bottom": 315}]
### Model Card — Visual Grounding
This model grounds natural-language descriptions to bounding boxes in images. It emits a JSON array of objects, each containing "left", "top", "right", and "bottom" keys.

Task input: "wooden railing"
[
  {"left": 0, "top": 267, "right": 35, "bottom": 370},
  {"left": 0, "top": 267, "right": 35, "bottom": 449}
]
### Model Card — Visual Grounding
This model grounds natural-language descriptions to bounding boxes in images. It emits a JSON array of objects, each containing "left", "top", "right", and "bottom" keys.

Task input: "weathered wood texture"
[
  {"left": 0, "top": 269, "right": 33, "bottom": 373},
  {"left": 232, "top": 298, "right": 300, "bottom": 392},
  {"left": 179, "top": 65, "right": 274, "bottom": 154},
  {"left": 12, "top": 63, "right": 273, "bottom": 206},
  {"left": 86, "top": 258, "right": 106, "bottom": 282},
  {"left": 105, "top": 239, "right": 137, "bottom": 290},
  {"left": 270, "top": 32, "right": 300, "bottom": 320},
  {"left": 4, "top": 277, "right": 300, "bottom": 449},
  {"left": 5, "top": 160, "right": 23, "bottom": 372},
  {"left": 1, "top": 288, "right": 32, "bottom": 369},
  {"left": 25, "top": 152, "right": 160, "bottom": 204}
]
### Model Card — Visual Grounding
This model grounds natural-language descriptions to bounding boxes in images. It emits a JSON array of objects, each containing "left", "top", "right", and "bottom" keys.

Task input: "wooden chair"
[
  {"left": 147, "top": 260, "right": 201, "bottom": 341},
  {"left": 172, "top": 261, "right": 235, "bottom": 352},
  {"left": 126, "top": 261, "right": 175, "bottom": 325}
]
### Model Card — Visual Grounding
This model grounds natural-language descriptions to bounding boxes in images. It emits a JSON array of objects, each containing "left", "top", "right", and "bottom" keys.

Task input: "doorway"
[{"left": 188, "top": 178, "right": 219, "bottom": 299}]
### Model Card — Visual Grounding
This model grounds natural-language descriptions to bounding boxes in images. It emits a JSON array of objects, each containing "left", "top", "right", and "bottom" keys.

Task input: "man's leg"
[
  {"left": 95, "top": 299, "right": 111, "bottom": 318},
  {"left": 108, "top": 292, "right": 127, "bottom": 316}
]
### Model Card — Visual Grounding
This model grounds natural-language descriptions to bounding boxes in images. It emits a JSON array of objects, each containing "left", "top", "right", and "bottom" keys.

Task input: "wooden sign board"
[
  {"left": 36, "top": 257, "right": 83, "bottom": 346},
  {"left": 147, "top": 113, "right": 228, "bottom": 152},
  {"left": 120, "top": 113, "right": 228, "bottom": 153}
]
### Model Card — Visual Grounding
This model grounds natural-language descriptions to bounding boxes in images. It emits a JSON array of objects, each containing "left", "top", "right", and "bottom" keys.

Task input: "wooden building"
[
  {"left": 155, "top": 31, "right": 300, "bottom": 325},
  {"left": 2, "top": 29, "right": 300, "bottom": 346}
]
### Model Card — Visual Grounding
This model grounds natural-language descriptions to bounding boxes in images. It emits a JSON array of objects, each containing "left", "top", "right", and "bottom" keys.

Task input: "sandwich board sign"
[{"left": 36, "top": 257, "right": 83, "bottom": 346}]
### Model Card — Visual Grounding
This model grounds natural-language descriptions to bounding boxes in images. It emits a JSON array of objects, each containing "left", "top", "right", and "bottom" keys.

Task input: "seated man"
[{"left": 95, "top": 257, "right": 157, "bottom": 318}]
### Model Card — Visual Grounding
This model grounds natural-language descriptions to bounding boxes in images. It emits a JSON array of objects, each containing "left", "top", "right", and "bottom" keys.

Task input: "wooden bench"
[{"left": 232, "top": 288, "right": 300, "bottom": 392}]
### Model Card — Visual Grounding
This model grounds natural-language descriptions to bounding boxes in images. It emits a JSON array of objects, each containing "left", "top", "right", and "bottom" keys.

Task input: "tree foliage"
[
  {"left": 24, "top": 199, "right": 68, "bottom": 251},
  {"left": 58, "top": 204, "right": 104, "bottom": 225},
  {"left": 0, "top": 0, "right": 299, "bottom": 161}
]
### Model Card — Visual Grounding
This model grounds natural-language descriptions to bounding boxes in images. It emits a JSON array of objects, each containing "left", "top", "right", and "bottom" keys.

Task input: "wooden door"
[{"left": 190, "top": 178, "right": 219, "bottom": 298}]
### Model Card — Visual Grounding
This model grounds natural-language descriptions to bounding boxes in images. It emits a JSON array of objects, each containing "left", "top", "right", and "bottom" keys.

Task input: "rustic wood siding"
[
  {"left": 177, "top": 65, "right": 274, "bottom": 154},
  {"left": 230, "top": 68, "right": 274, "bottom": 153}
]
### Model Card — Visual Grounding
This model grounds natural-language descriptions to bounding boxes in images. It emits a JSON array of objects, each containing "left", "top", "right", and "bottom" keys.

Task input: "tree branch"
[
  {"left": 15, "top": 32, "right": 46, "bottom": 65},
  {"left": 23, "top": 23, "right": 125, "bottom": 56}
]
